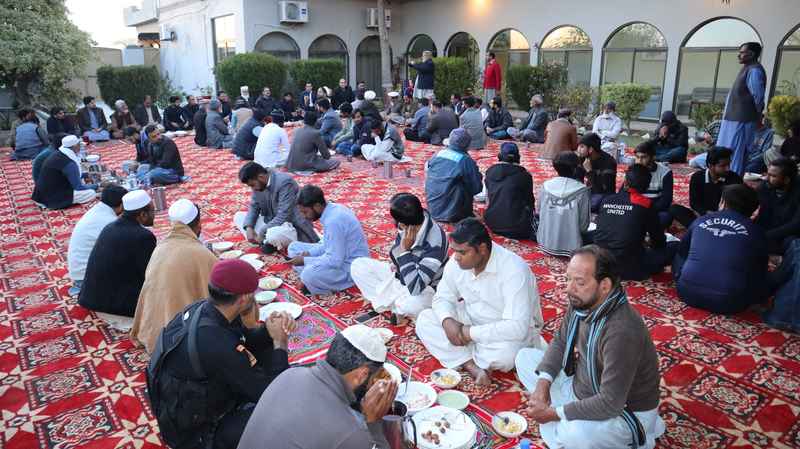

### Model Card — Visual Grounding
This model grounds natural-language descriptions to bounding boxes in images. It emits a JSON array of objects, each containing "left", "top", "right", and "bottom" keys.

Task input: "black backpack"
[{"left": 146, "top": 301, "right": 218, "bottom": 449}]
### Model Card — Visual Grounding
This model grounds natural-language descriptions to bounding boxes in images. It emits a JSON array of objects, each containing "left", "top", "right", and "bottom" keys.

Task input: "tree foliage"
[
  {"left": 96, "top": 65, "right": 161, "bottom": 110},
  {"left": 599, "top": 83, "right": 652, "bottom": 131},
  {"left": 288, "top": 59, "right": 345, "bottom": 92},
  {"left": 552, "top": 84, "right": 596, "bottom": 127},
  {"left": 0, "top": 0, "right": 93, "bottom": 107},
  {"left": 506, "top": 63, "right": 567, "bottom": 110},
  {"left": 768, "top": 95, "right": 800, "bottom": 138},
  {"left": 432, "top": 57, "right": 477, "bottom": 106},
  {"left": 214, "top": 53, "right": 287, "bottom": 99},
  {"left": 689, "top": 102, "right": 723, "bottom": 132}
]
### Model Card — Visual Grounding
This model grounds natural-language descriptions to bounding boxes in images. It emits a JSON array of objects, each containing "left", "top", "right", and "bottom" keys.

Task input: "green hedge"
[
  {"left": 432, "top": 57, "right": 477, "bottom": 106},
  {"left": 599, "top": 83, "right": 652, "bottom": 131},
  {"left": 288, "top": 59, "right": 345, "bottom": 92},
  {"left": 768, "top": 95, "right": 800, "bottom": 138},
  {"left": 96, "top": 65, "right": 161, "bottom": 109},
  {"left": 506, "top": 63, "right": 567, "bottom": 109},
  {"left": 214, "top": 53, "right": 288, "bottom": 98}
]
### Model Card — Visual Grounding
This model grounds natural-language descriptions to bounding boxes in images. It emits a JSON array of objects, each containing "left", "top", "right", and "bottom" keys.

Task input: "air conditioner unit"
[
  {"left": 366, "top": 8, "right": 391, "bottom": 29},
  {"left": 279, "top": 1, "right": 309, "bottom": 23},
  {"left": 159, "top": 24, "right": 175, "bottom": 41}
]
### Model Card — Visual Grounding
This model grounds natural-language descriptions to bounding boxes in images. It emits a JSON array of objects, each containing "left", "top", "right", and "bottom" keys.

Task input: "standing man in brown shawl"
[{"left": 130, "top": 198, "right": 218, "bottom": 352}]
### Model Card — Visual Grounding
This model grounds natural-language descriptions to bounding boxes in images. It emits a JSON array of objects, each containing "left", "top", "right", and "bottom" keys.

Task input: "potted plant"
[{"left": 199, "top": 85, "right": 213, "bottom": 100}]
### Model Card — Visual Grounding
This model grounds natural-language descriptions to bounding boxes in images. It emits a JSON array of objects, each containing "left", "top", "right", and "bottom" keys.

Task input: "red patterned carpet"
[{"left": 1, "top": 135, "right": 799, "bottom": 449}]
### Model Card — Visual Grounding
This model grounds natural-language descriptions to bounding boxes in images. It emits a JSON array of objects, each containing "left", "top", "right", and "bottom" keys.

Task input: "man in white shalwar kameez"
[
  {"left": 592, "top": 102, "right": 624, "bottom": 160},
  {"left": 416, "top": 218, "right": 543, "bottom": 385}
]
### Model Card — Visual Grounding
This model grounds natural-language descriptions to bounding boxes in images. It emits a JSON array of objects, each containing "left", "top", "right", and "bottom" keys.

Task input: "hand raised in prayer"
[
  {"left": 362, "top": 379, "right": 399, "bottom": 424},
  {"left": 400, "top": 225, "right": 420, "bottom": 251},
  {"left": 442, "top": 318, "right": 466, "bottom": 346},
  {"left": 266, "top": 311, "right": 290, "bottom": 349},
  {"left": 582, "top": 157, "right": 593, "bottom": 173},
  {"left": 659, "top": 126, "right": 668, "bottom": 139}
]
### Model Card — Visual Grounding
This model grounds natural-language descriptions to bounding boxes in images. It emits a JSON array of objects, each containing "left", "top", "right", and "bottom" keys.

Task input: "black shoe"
[
  {"left": 260, "top": 243, "right": 278, "bottom": 255},
  {"left": 300, "top": 285, "right": 311, "bottom": 295}
]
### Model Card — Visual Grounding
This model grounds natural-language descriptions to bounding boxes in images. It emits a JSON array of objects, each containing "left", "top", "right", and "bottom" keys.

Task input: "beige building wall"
[{"left": 67, "top": 47, "right": 123, "bottom": 103}]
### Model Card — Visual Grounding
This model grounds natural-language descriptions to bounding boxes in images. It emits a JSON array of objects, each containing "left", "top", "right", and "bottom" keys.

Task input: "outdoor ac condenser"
[
  {"left": 279, "top": 1, "right": 309, "bottom": 23},
  {"left": 366, "top": 8, "right": 391, "bottom": 29}
]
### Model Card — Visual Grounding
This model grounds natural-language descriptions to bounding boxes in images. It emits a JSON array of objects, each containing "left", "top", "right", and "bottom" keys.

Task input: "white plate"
[
  {"left": 396, "top": 381, "right": 437, "bottom": 414},
  {"left": 259, "top": 302, "right": 302, "bottom": 320},
  {"left": 174, "top": 130, "right": 188, "bottom": 136},
  {"left": 259, "top": 276, "right": 283, "bottom": 290},
  {"left": 587, "top": 222, "right": 597, "bottom": 232},
  {"left": 414, "top": 406, "right": 477, "bottom": 449},
  {"left": 383, "top": 363, "right": 402, "bottom": 385},
  {"left": 375, "top": 327, "right": 394, "bottom": 343},
  {"left": 219, "top": 250, "right": 244, "bottom": 260},
  {"left": 246, "top": 259, "right": 265, "bottom": 271},
  {"left": 255, "top": 290, "right": 277, "bottom": 304},
  {"left": 492, "top": 411, "right": 527, "bottom": 438},
  {"left": 430, "top": 368, "right": 461, "bottom": 389},
  {"left": 240, "top": 253, "right": 261, "bottom": 262},
  {"left": 164, "top": 131, "right": 176, "bottom": 138},
  {"left": 437, "top": 390, "right": 470, "bottom": 410},
  {"left": 211, "top": 241, "right": 234, "bottom": 252},
  {"left": 85, "top": 154, "right": 100, "bottom": 163}
]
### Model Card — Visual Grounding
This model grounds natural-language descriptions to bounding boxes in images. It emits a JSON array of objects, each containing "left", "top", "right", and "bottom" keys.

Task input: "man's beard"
[{"left": 569, "top": 291, "right": 601, "bottom": 311}]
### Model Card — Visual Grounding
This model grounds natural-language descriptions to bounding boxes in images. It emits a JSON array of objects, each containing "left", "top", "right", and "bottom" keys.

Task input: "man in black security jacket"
[
  {"left": 593, "top": 164, "right": 677, "bottom": 281},
  {"left": 147, "top": 259, "right": 294, "bottom": 449},
  {"left": 756, "top": 157, "right": 800, "bottom": 254}
]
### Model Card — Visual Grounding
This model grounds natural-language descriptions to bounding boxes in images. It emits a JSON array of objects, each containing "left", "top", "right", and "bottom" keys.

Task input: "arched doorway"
[
  {"left": 445, "top": 32, "right": 479, "bottom": 71},
  {"left": 540, "top": 25, "right": 592, "bottom": 86},
  {"left": 675, "top": 18, "right": 761, "bottom": 119},
  {"left": 356, "top": 36, "right": 385, "bottom": 91},
  {"left": 602, "top": 22, "right": 668, "bottom": 120},
  {"left": 254, "top": 32, "right": 300, "bottom": 64},
  {"left": 309, "top": 34, "right": 349, "bottom": 80},
  {"left": 488, "top": 28, "right": 531, "bottom": 92},
  {"left": 775, "top": 25, "right": 800, "bottom": 96},
  {"left": 406, "top": 34, "right": 437, "bottom": 80}
]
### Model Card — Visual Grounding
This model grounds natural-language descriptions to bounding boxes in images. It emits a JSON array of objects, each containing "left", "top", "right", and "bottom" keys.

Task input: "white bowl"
[
  {"left": 174, "top": 130, "right": 188, "bottom": 137},
  {"left": 211, "top": 241, "right": 234, "bottom": 252},
  {"left": 383, "top": 363, "right": 402, "bottom": 385},
  {"left": 240, "top": 253, "right": 261, "bottom": 262},
  {"left": 430, "top": 368, "right": 461, "bottom": 389},
  {"left": 492, "top": 411, "right": 527, "bottom": 438},
  {"left": 437, "top": 390, "right": 470, "bottom": 410},
  {"left": 255, "top": 290, "right": 277, "bottom": 304},
  {"left": 164, "top": 131, "right": 176, "bottom": 138},
  {"left": 259, "top": 276, "right": 283, "bottom": 290},
  {"left": 219, "top": 250, "right": 244, "bottom": 260},
  {"left": 396, "top": 381, "right": 437, "bottom": 414},
  {"left": 85, "top": 154, "right": 100, "bottom": 163}
]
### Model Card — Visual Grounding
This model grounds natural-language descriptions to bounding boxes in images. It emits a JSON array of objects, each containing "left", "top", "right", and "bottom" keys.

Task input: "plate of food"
[
  {"left": 211, "top": 241, "right": 234, "bottom": 252},
  {"left": 259, "top": 276, "right": 283, "bottom": 290},
  {"left": 245, "top": 259, "right": 265, "bottom": 271},
  {"left": 219, "top": 250, "right": 244, "bottom": 260},
  {"left": 396, "top": 381, "right": 437, "bottom": 415},
  {"left": 255, "top": 290, "right": 277, "bottom": 305},
  {"left": 437, "top": 390, "right": 469, "bottom": 410},
  {"left": 414, "top": 406, "right": 477, "bottom": 449},
  {"left": 431, "top": 368, "right": 461, "bottom": 389},
  {"left": 492, "top": 411, "right": 527, "bottom": 438},
  {"left": 85, "top": 154, "right": 100, "bottom": 163},
  {"left": 259, "top": 302, "right": 302, "bottom": 320}
]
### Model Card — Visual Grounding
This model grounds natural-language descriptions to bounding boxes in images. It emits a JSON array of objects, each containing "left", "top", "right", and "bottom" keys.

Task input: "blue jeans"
[
  {"left": 489, "top": 130, "right": 510, "bottom": 140},
  {"left": 137, "top": 164, "right": 181, "bottom": 185},
  {"left": 68, "top": 280, "right": 83, "bottom": 297},
  {"left": 764, "top": 239, "right": 800, "bottom": 332},
  {"left": 655, "top": 146, "right": 687, "bottom": 163},
  {"left": 336, "top": 141, "right": 355, "bottom": 156}
]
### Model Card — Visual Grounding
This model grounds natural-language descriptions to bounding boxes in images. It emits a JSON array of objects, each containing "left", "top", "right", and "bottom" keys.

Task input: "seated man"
[
  {"left": 287, "top": 185, "right": 369, "bottom": 295},
  {"left": 484, "top": 142, "right": 536, "bottom": 239},
  {"left": 32, "top": 134, "right": 97, "bottom": 209},
  {"left": 193, "top": 99, "right": 210, "bottom": 146},
  {"left": 78, "top": 190, "right": 156, "bottom": 318},
  {"left": 182, "top": 95, "right": 199, "bottom": 127},
  {"left": 134, "top": 95, "right": 162, "bottom": 128},
  {"left": 253, "top": 115, "right": 289, "bottom": 168},
  {"left": 360, "top": 120, "right": 405, "bottom": 162},
  {"left": 147, "top": 259, "right": 295, "bottom": 449},
  {"left": 537, "top": 152, "right": 591, "bottom": 256},
  {"left": 237, "top": 325, "right": 397, "bottom": 449},
  {"left": 77, "top": 96, "right": 110, "bottom": 142},
  {"left": 235, "top": 162, "right": 319, "bottom": 254},
  {"left": 673, "top": 185, "right": 768, "bottom": 314},
  {"left": 66, "top": 184, "right": 126, "bottom": 297},
  {"left": 592, "top": 101, "right": 623, "bottom": 158},
  {"left": 764, "top": 239, "right": 800, "bottom": 332},
  {"left": 459, "top": 96, "right": 486, "bottom": 150},
  {"left": 688, "top": 119, "right": 723, "bottom": 169},
  {"left": 416, "top": 218, "right": 544, "bottom": 386},
  {"left": 316, "top": 98, "right": 342, "bottom": 147},
  {"left": 280, "top": 92, "right": 300, "bottom": 122},
  {"left": 575, "top": 132, "right": 617, "bottom": 211},
  {"left": 163, "top": 96, "right": 190, "bottom": 131},
  {"left": 31, "top": 133, "right": 63, "bottom": 183},
  {"left": 634, "top": 140, "right": 673, "bottom": 229},
  {"left": 744, "top": 117, "right": 775, "bottom": 173},
  {"left": 331, "top": 103, "right": 354, "bottom": 153},
  {"left": 232, "top": 109, "right": 265, "bottom": 161},
  {"left": 508, "top": 94, "right": 547, "bottom": 143},
  {"left": 299, "top": 82, "right": 317, "bottom": 113},
  {"left": 668, "top": 147, "right": 742, "bottom": 229},
  {"left": 542, "top": 109, "right": 578, "bottom": 160},
  {"left": 358, "top": 90, "right": 382, "bottom": 124},
  {"left": 484, "top": 96, "right": 513, "bottom": 140},
  {"left": 131, "top": 199, "right": 218, "bottom": 353},
  {"left": 206, "top": 99, "right": 234, "bottom": 149},
  {"left": 386, "top": 92, "right": 415, "bottom": 126},
  {"left": 426, "top": 100, "right": 459, "bottom": 146},
  {"left": 138, "top": 125, "right": 186, "bottom": 185},
  {"left": 516, "top": 245, "right": 665, "bottom": 449},
  {"left": 286, "top": 111, "right": 340, "bottom": 173},
  {"left": 351, "top": 193, "right": 448, "bottom": 320},
  {"left": 425, "top": 128, "right": 483, "bottom": 223},
  {"left": 756, "top": 157, "right": 800, "bottom": 254},
  {"left": 403, "top": 97, "right": 431, "bottom": 142},
  {"left": 593, "top": 165, "right": 676, "bottom": 281},
  {"left": 332, "top": 78, "right": 355, "bottom": 109},
  {"left": 109, "top": 100, "right": 140, "bottom": 140},
  {"left": 47, "top": 106, "right": 79, "bottom": 138},
  {"left": 651, "top": 110, "right": 689, "bottom": 163},
  {"left": 231, "top": 98, "right": 253, "bottom": 133},
  {"left": 12, "top": 109, "right": 49, "bottom": 160}
]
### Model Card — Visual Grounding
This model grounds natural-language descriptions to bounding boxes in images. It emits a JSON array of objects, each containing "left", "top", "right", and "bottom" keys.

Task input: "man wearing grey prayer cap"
[
  {"left": 424, "top": 128, "right": 483, "bottom": 222},
  {"left": 205, "top": 98, "right": 234, "bottom": 149}
]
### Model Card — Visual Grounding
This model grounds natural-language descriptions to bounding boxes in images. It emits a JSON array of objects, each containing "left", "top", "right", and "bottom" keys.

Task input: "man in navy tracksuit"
[{"left": 673, "top": 184, "right": 768, "bottom": 314}]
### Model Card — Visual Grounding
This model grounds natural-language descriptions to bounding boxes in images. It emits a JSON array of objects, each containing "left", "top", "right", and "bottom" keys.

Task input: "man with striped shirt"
[{"left": 351, "top": 193, "right": 448, "bottom": 322}]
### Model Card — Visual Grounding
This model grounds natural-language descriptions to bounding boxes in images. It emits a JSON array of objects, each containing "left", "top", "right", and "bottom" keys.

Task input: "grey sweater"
[
  {"left": 536, "top": 177, "right": 591, "bottom": 256},
  {"left": 237, "top": 360, "right": 388, "bottom": 449},
  {"left": 536, "top": 299, "right": 661, "bottom": 421}
]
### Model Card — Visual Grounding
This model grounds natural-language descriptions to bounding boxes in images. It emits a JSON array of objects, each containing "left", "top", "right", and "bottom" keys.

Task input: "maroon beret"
[{"left": 209, "top": 259, "right": 259, "bottom": 294}]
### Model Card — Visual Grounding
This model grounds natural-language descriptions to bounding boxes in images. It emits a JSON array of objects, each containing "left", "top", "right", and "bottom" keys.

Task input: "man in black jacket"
[
  {"left": 331, "top": 79, "right": 354, "bottom": 109},
  {"left": 652, "top": 110, "right": 689, "bottom": 163},
  {"left": 575, "top": 133, "right": 618, "bottom": 211},
  {"left": 426, "top": 101, "right": 459, "bottom": 146},
  {"left": 485, "top": 96, "right": 513, "bottom": 139},
  {"left": 232, "top": 110, "right": 265, "bottom": 160},
  {"left": 193, "top": 99, "right": 209, "bottom": 146},
  {"left": 79, "top": 190, "right": 156, "bottom": 317},
  {"left": 163, "top": 96, "right": 190, "bottom": 131},
  {"left": 134, "top": 95, "right": 162, "bottom": 128},
  {"left": 484, "top": 142, "right": 535, "bottom": 239},
  {"left": 593, "top": 164, "right": 677, "bottom": 280},
  {"left": 182, "top": 95, "right": 199, "bottom": 127},
  {"left": 140, "top": 125, "right": 185, "bottom": 185},
  {"left": 409, "top": 51, "right": 435, "bottom": 99},
  {"left": 757, "top": 157, "right": 800, "bottom": 254},
  {"left": 255, "top": 87, "right": 276, "bottom": 114}
]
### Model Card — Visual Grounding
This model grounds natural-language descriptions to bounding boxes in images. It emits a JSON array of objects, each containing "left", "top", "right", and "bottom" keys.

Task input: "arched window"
[
  {"left": 540, "top": 25, "right": 592, "bottom": 86},
  {"left": 357, "top": 36, "right": 384, "bottom": 92},
  {"left": 775, "top": 25, "right": 800, "bottom": 96},
  {"left": 675, "top": 18, "right": 761, "bottom": 119},
  {"left": 445, "top": 32, "right": 479, "bottom": 70},
  {"left": 309, "top": 34, "right": 349, "bottom": 79},
  {"left": 406, "top": 34, "right": 437, "bottom": 79},
  {"left": 602, "top": 22, "right": 668, "bottom": 120},
  {"left": 488, "top": 29, "right": 531, "bottom": 88},
  {"left": 254, "top": 32, "right": 300, "bottom": 63}
]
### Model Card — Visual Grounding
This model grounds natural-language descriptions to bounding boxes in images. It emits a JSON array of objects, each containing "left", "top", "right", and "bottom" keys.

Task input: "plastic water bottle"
[
  {"left": 79, "top": 142, "right": 87, "bottom": 160},
  {"left": 126, "top": 173, "right": 137, "bottom": 190},
  {"left": 518, "top": 438, "right": 532, "bottom": 449}
]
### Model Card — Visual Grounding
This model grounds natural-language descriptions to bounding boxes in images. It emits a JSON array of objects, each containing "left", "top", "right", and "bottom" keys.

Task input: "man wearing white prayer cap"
[
  {"left": 238, "top": 324, "right": 399, "bottom": 449},
  {"left": 79, "top": 189, "right": 156, "bottom": 321},
  {"left": 132, "top": 198, "right": 218, "bottom": 352}
]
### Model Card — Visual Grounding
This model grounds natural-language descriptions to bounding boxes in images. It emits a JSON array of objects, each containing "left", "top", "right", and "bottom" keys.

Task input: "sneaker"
[
  {"left": 300, "top": 285, "right": 311, "bottom": 296},
  {"left": 260, "top": 242, "right": 278, "bottom": 255},
  {"left": 180, "top": 175, "right": 192, "bottom": 182}
]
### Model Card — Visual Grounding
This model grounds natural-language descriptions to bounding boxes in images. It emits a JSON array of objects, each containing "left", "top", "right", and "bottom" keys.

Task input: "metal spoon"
[{"left": 404, "top": 363, "right": 413, "bottom": 395}]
